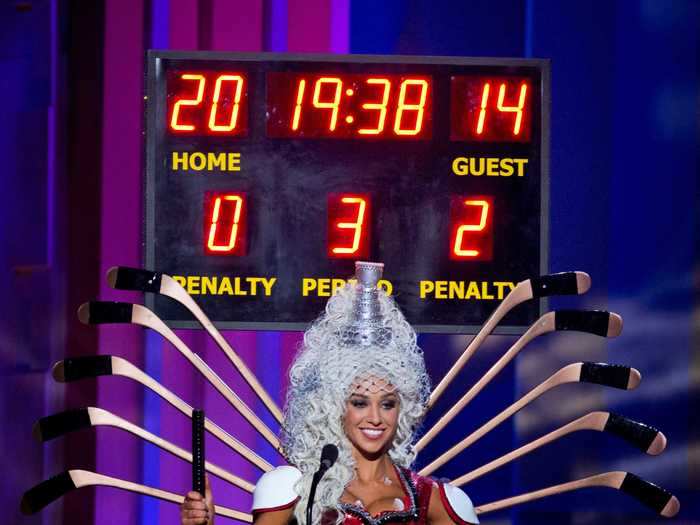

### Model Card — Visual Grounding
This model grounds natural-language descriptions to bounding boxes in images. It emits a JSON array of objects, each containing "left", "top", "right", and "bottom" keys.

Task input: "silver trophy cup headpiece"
[{"left": 340, "top": 261, "right": 391, "bottom": 347}]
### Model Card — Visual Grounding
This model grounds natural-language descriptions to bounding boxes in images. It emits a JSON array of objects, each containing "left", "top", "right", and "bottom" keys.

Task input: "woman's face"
[{"left": 343, "top": 379, "right": 400, "bottom": 459}]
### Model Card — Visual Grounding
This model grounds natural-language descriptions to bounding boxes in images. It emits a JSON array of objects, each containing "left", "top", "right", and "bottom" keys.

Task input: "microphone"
[
  {"left": 306, "top": 444, "right": 338, "bottom": 525},
  {"left": 319, "top": 444, "right": 339, "bottom": 472}
]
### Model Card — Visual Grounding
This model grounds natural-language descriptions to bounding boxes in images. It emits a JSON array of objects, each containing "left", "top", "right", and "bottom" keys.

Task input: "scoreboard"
[{"left": 145, "top": 52, "right": 550, "bottom": 333}]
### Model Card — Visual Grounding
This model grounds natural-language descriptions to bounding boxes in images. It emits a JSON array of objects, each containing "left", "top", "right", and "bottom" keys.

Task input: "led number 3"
[
  {"left": 332, "top": 197, "right": 367, "bottom": 254},
  {"left": 358, "top": 78, "right": 391, "bottom": 135}
]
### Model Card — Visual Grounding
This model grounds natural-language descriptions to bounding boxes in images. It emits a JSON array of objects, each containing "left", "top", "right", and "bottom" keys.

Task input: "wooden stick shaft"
[
  {"left": 474, "top": 472, "right": 623, "bottom": 514},
  {"left": 88, "top": 408, "right": 255, "bottom": 493},
  {"left": 134, "top": 307, "right": 281, "bottom": 451},
  {"left": 114, "top": 357, "right": 273, "bottom": 471},
  {"left": 452, "top": 412, "right": 605, "bottom": 486},
  {"left": 190, "top": 353, "right": 282, "bottom": 450},
  {"left": 72, "top": 469, "right": 254, "bottom": 522},
  {"left": 420, "top": 366, "right": 579, "bottom": 476},
  {"left": 429, "top": 282, "right": 530, "bottom": 407},
  {"left": 417, "top": 314, "right": 552, "bottom": 451},
  {"left": 164, "top": 277, "right": 284, "bottom": 423}
]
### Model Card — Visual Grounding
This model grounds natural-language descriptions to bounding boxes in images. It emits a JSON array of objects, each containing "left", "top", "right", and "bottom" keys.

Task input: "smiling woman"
[
  {"left": 178, "top": 262, "right": 478, "bottom": 525},
  {"left": 179, "top": 261, "right": 477, "bottom": 525}
]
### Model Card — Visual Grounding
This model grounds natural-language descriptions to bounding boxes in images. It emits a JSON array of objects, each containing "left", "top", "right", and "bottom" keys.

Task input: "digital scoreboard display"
[{"left": 145, "top": 52, "right": 550, "bottom": 333}]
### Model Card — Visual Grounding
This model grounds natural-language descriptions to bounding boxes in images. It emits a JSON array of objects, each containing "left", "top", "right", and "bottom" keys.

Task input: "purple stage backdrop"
[{"left": 1, "top": 2, "right": 697, "bottom": 525}]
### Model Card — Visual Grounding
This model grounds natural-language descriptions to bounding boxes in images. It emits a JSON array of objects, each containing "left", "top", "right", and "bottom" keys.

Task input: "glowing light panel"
[
  {"left": 327, "top": 194, "right": 371, "bottom": 259},
  {"left": 167, "top": 71, "right": 249, "bottom": 136},
  {"left": 450, "top": 76, "right": 532, "bottom": 142},
  {"left": 204, "top": 193, "right": 248, "bottom": 255},
  {"left": 450, "top": 196, "right": 494, "bottom": 261},
  {"left": 267, "top": 73, "right": 432, "bottom": 139}
]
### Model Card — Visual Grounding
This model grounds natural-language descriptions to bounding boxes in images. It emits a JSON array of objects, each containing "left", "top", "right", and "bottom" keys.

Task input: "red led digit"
[
  {"left": 171, "top": 74, "right": 206, "bottom": 131},
  {"left": 394, "top": 79, "right": 429, "bottom": 135},
  {"left": 497, "top": 82, "right": 527, "bottom": 135},
  {"left": 168, "top": 71, "right": 248, "bottom": 136},
  {"left": 358, "top": 78, "right": 391, "bottom": 135},
  {"left": 208, "top": 75, "right": 244, "bottom": 132},
  {"left": 450, "top": 196, "right": 493, "bottom": 261},
  {"left": 476, "top": 83, "right": 490, "bottom": 135},
  {"left": 450, "top": 76, "right": 532, "bottom": 142},
  {"left": 327, "top": 194, "right": 371, "bottom": 259},
  {"left": 291, "top": 79, "right": 306, "bottom": 130},
  {"left": 266, "top": 72, "right": 432, "bottom": 139},
  {"left": 205, "top": 193, "right": 247, "bottom": 255},
  {"left": 313, "top": 77, "right": 343, "bottom": 131}
]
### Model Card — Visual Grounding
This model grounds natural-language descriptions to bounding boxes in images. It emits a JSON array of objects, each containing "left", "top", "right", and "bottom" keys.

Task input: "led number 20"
[{"left": 171, "top": 74, "right": 245, "bottom": 132}]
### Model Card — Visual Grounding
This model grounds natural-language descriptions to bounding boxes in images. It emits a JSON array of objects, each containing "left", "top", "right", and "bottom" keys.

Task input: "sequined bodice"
[{"left": 329, "top": 468, "right": 434, "bottom": 525}]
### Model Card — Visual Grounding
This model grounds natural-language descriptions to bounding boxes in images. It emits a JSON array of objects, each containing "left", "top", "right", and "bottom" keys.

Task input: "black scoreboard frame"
[{"left": 144, "top": 51, "right": 551, "bottom": 334}]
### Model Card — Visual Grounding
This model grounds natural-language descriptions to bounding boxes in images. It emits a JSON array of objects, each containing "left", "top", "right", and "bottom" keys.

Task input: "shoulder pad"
[
  {"left": 438, "top": 483, "right": 479, "bottom": 525},
  {"left": 252, "top": 466, "right": 302, "bottom": 513}
]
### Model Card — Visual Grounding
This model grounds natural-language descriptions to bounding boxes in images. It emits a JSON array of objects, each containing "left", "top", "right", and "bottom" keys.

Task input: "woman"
[{"left": 181, "top": 262, "right": 477, "bottom": 525}]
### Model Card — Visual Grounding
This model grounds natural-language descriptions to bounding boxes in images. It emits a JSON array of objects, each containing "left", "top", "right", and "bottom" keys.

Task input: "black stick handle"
[{"left": 192, "top": 409, "right": 205, "bottom": 496}]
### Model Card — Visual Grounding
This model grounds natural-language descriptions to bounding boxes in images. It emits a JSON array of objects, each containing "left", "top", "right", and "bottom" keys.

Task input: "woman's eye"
[
  {"left": 350, "top": 399, "right": 367, "bottom": 408},
  {"left": 382, "top": 401, "right": 397, "bottom": 409}
]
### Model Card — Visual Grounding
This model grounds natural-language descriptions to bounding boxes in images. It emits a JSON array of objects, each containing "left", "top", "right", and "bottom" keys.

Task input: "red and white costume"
[{"left": 252, "top": 465, "right": 479, "bottom": 525}]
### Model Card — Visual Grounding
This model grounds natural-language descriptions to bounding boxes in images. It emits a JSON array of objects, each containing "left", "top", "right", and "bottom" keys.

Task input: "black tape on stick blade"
[
  {"left": 114, "top": 267, "right": 163, "bottom": 293},
  {"left": 192, "top": 409, "right": 205, "bottom": 496},
  {"left": 63, "top": 356, "right": 113, "bottom": 381},
  {"left": 37, "top": 409, "right": 92, "bottom": 442},
  {"left": 20, "top": 472, "right": 76, "bottom": 515},
  {"left": 620, "top": 473, "right": 672, "bottom": 514},
  {"left": 604, "top": 413, "right": 659, "bottom": 452},
  {"left": 88, "top": 302, "right": 133, "bottom": 324},
  {"left": 530, "top": 272, "right": 579, "bottom": 298},
  {"left": 579, "top": 362, "right": 631, "bottom": 390},
  {"left": 555, "top": 310, "right": 610, "bottom": 336}
]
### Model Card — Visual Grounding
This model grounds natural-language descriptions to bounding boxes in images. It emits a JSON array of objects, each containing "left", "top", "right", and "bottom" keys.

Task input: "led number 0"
[
  {"left": 206, "top": 194, "right": 245, "bottom": 254},
  {"left": 208, "top": 75, "right": 244, "bottom": 132}
]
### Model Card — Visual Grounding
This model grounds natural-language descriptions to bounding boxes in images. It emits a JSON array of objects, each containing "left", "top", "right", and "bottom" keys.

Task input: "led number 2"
[
  {"left": 207, "top": 195, "right": 244, "bottom": 252},
  {"left": 171, "top": 74, "right": 205, "bottom": 131},
  {"left": 332, "top": 197, "right": 367, "bottom": 255},
  {"left": 453, "top": 199, "right": 489, "bottom": 257}
]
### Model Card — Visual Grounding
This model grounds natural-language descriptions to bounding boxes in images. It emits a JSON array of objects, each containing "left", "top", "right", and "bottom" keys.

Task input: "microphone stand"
[{"left": 306, "top": 444, "right": 338, "bottom": 525}]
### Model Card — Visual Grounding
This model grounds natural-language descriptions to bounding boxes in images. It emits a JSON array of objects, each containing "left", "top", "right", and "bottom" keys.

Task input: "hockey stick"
[
  {"left": 78, "top": 301, "right": 281, "bottom": 451},
  {"left": 430, "top": 272, "right": 591, "bottom": 407},
  {"left": 52, "top": 356, "right": 273, "bottom": 472},
  {"left": 33, "top": 407, "right": 255, "bottom": 493},
  {"left": 107, "top": 266, "right": 283, "bottom": 423},
  {"left": 417, "top": 310, "right": 622, "bottom": 451},
  {"left": 419, "top": 362, "right": 640, "bottom": 476},
  {"left": 20, "top": 469, "right": 253, "bottom": 521},
  {"left": 473, "top": 471, "right": 679, "bottom": 518},
  {"left": 452, "top": 411, "right": 665, "bottom": 486}
]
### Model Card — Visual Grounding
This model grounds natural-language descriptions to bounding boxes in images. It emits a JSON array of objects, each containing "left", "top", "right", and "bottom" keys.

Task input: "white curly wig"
[{"left": 282, "top": 278, "right": 431, "bottom": 525}]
